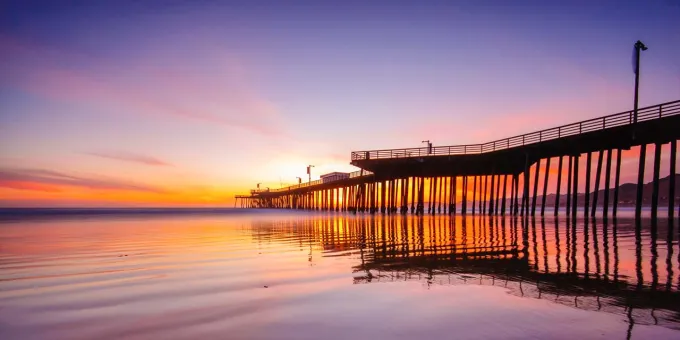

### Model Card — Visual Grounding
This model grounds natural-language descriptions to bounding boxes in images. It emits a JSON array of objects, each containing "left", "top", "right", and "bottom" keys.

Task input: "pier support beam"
[
  {"left": 541, "top": 158, "right": 550, "bottom": 216},
  {"left": 531, "top": 159, "right": 541, "bottom": 216},
  {"left": 591, "top": 151, "right": 604, "bottom": 217},
  {"left": 489, "top": 174, "right": 496, "bottom": 215},
  {"left": 651, "top": 143, "right": 662, "bottom": 220},
  {"left": 572, "top": 154, "right": 580, "bottom": 218},
  {"left": 670, "top": 141, "right": 677, "bottom": 220},
  {"left": 566, "top": 156, "right": 572, "bottom": 216},
  {"left": 472, "top": 176, "right": 477, "bottom": 215},
  {"left": 501, "top": 175, "right": 508, "bottom": 215},
  {"left": 603, "top": 150, "right": 613, "bottom": 218},
  {"left": 613, "top": 149, "right": 622, "bottom": 217},
  {"left": 584, "top": 152, "right": 592, "bottom": 218},
  {"left": 410, "top": 177, "right": 416, "bottom": 214},
  {"left": 635, "top": 145, "right": 647, "bottom": 219},
  {"left": 554, "top": 156, "right": 563, "bottom": 216},
  {"left": 462, "top": 177, "right": 468, "bottom": 215}
]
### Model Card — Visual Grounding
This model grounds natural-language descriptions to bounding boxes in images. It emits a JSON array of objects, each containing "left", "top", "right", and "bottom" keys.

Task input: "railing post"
[
  {"left": 539, "top": 131, "right": 542, "bottom": 142},
  {"left": 659, "top": 104, "right": 663, "bottom": 118},
  {"left": 558, "top": 127, "right": 561, "bottom": 138},
  {"left": 602, "top": 117, "right": 605, "bottom": 129},
  {"left": 522, "top": 135, "right": 525, "bottom": 145},
  {"left": 579, "top": 122, "right": 582, "bottom": 133}
]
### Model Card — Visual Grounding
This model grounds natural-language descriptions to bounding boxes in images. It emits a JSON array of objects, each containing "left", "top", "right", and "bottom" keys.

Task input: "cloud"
[
  {"left": 0, "top": 168, "right": 168, "bottom": 194},
  {"left": 84, "top": 151, "right": 172, "bottom": 167},
  {"left": 0, "top": 34, "right": 285, "bottom": 137}
]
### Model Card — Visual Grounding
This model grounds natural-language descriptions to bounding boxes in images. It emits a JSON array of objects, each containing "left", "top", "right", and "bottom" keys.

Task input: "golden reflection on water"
[{"left": 0, "top": 212, "right": 679, "bottom": 339}]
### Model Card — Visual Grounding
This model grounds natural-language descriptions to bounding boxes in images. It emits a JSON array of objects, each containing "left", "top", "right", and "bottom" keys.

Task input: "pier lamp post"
[
  {"left": 296, "top": 177, "right": 302, "bottom": 185},
  {"left": 632, "top": 40, "right": 647, "bottom": 124},
  {"left": 257, "top": 183, "right": 261, "bottom": 190},
  {"left": 307, "top": 165, "right": 315, "bottom": 183},
  {"left": 422, "top": 140, "right": 432, "bottom": 155}
]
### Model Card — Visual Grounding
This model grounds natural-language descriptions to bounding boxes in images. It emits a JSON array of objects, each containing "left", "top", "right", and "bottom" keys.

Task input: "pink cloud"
[
  {"left": 0, "top": 34, "right": 284, "bottom": 137},
  {"left": 84, "top": 151, "right": 172, "bottom": 167},
  {"left": 0, "top": 168, "right": 168, "bottom": 194}
]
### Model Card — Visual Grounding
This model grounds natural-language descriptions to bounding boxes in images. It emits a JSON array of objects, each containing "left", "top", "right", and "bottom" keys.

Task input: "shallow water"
[{"left": 1, "top": 210, "right": 679, "bottom": 339}]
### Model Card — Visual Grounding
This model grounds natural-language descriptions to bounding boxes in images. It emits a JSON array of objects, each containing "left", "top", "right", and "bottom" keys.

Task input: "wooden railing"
[
  {"left": 260, "top": 170, "right": 374, "bottom": 194},
  {"left": 351, "top": 100, "right": 680, "bottom": 161}
]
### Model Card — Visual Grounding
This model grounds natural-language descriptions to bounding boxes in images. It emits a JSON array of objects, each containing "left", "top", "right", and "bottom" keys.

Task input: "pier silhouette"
[{"left": 237, "top": 100, "right": 679, "bottom": 220}]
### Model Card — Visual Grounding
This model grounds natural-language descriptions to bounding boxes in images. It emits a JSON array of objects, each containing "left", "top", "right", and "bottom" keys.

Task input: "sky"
[{"left": 1, "top": 0, "right": 679, "bottom": 207}]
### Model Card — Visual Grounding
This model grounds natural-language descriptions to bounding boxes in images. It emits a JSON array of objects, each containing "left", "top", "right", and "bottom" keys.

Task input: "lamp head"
[{"left": 635, "top": 40, "right": 648, "bottom": 51}]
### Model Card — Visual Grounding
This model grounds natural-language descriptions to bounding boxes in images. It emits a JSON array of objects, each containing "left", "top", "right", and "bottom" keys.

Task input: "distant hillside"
[
  {"left": 452, "top": 174, "right": 679, "bottom": 208},
  {"left": 538, "top": 173, "right": 679, "bottom": 207}
]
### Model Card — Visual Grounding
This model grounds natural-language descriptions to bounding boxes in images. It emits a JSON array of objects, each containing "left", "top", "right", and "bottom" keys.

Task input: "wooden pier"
[{"left": 236, "top": 100, "right": 680, "bottom": 219}]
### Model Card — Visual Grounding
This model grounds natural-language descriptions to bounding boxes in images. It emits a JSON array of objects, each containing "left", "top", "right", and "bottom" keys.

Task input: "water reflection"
[
  {"left": 253, "top": 215, "right": 680, "bottom": 332},
  {"left": 2, "top": 213, "right": 679, "bottom": 339}
]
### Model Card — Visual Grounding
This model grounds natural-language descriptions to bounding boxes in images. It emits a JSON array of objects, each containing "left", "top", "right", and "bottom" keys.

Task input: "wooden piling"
[
  {"left": 452, "top": 176, "right": 458, "bottom": 214},
  {"left": 521, "top": 159, "right": 531, "bottom": 216},
  {"left": 554, "top": 156, "right": 563, "bottom": 216},
  {"left": 430, "top": 177, "right": 439, "bottom": 214},
  {"left": 380, "top": 181, "right": 386, "bottom": 213},
  {"left": 613, "top": 149, "right": 622, "bottom": 217},
  {"left": 392, "top": 179, "right": 398, "bottom": 213},
  {"left": 482, "top": 175, "right": 488, "bottom": 214},
  {"left": 418, "top": 177, "right": 425, "bottom": 214},
  {"left": 572, "top": 154, "right": 579, "bottom": 218},
  {"left": 489, "top": 174, "right": 496, "bottom": 215},
  {"left": 462, "top": 176, "right": 468, "bottom": 215},
  {"left": 472, "top": 176, "right": 478, "bottom": 215},
  {"left": 411, "top": 179, "right": 417, "bottom": 214},
  {"left": 584, "top": 152, "right": 592, "bottom": 218},
  {"left": 495, "top": 174, "right": 502, "bottom": 215},
  {"left": 603, "top": 150, "right": 613, "bottom": 218},
  {"left": 651, "top": 143, "right": 662, "bottom": 220},
  {"left": 670, "top": 141, "right": 677, "bottom": 220},
  {"left": 635, "top": 145, "right": 647, "bottom": 219},
  {"left": 566, "top": 156, "right": 573, "bottom": 216},
  {"left": 591, "top": 151, "right": 604, "bottom": 217},
  {"left": 540, "top": 158, "right": 551, "bottom": 216},
  {"left": 501, "top": 175, "right": 508, "bottom": 215},
  {"left": 531, "top": 159, "right": 541, "bottom": 215}
]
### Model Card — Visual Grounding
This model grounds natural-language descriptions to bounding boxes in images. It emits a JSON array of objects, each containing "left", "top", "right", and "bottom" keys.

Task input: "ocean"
[{"left": 1, "top": 209, "right": 679, "bottom": 339}]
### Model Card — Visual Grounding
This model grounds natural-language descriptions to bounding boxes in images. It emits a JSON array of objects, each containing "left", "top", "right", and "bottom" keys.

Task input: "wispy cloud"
[
  {"left": 0, "top": 34, "right": 285, "bottom": 137},
  {"left": 84, "top": 151, "right": 172, "bottom": 167},
  {"left": 0, "top": 168, "right": 168, "bottom": 194}
]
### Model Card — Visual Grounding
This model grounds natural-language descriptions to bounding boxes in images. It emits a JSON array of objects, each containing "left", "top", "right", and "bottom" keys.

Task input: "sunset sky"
[{"left": 1, "top": 1, "right": 679, "bottom": 207}]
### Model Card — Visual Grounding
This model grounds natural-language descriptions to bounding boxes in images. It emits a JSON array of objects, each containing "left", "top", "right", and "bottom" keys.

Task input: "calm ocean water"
[{"left": 1, "top": 209, "right": 679, "bottom": 339}]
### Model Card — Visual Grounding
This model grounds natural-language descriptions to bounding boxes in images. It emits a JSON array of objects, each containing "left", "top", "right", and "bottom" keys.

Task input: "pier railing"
[
  {"left": 260, "top": 170, "right": 374, "bottom": 194},
  {"left": 351, "top": 100, "right": 680, "bottom": 161}
]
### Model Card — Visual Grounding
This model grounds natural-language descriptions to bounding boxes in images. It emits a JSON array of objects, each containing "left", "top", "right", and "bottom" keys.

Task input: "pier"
[{"left": 236, "top": 100, "right": 680, "bottom": 219}]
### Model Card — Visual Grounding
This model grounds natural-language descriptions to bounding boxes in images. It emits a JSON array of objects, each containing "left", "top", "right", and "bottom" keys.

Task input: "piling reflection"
[{"left": 252, "top": 215, "right": 680, "bottom": 332}]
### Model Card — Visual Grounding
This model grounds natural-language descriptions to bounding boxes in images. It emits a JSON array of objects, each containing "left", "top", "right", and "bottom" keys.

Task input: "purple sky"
[{"left": 1, "top": 1, "right": 679, "bottom": 206}]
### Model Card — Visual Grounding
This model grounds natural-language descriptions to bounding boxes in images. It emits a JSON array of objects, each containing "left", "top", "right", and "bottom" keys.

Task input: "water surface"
[{"left": 1, "top": 210, "right": 679, "bottom": 339}]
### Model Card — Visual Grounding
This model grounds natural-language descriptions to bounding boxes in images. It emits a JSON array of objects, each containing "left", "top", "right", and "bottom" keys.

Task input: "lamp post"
[
  {"left": 422, "top": 140, "right": 432, "bottom": 155},
  {"left": 632, "top": 40, "right": 648, "bottom": 220},
  {"left": 307, "top": 165, "right": 315, "bottom": 183},
  {"left": 257, "top": 183, "right": 262, "bottom": 190},
  {"left": 633, "top": 40, "right": 647, "bottom": 124},
  {"left": 296, "top": 177, "right": 302, "bottom": 185}
]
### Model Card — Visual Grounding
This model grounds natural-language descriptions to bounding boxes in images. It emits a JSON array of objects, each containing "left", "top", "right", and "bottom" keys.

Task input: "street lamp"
[
  {"left": 296, "top": 177, "right": 302, "bottom": 185},
  {"left": 421, "top": 140, "right": 432, "bottom": 155},
  {"left": 257, "top": 182, "right": 262, "bottom": 190},
  {"left": 306, "top": 165, "right": 315, "bottom": 183},
  {"left": 632, "top": 40, "right": 648, "bottom": 124},
  {"left": 632, "top": 40, "right": 648, "bottom": 220}
]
